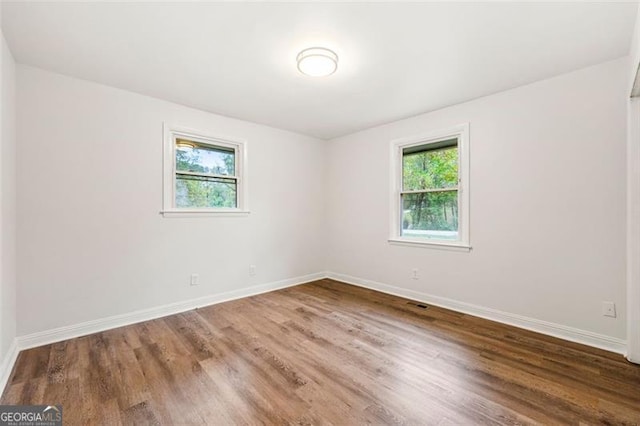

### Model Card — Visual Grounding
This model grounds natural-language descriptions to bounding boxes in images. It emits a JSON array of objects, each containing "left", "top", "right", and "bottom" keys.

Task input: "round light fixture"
[{"left": 296, "top": 47, "right": 338, "bottom": 77}]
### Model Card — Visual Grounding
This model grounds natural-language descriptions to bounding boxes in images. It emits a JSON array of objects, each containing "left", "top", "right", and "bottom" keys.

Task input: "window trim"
[
  {"left": 389, "top": 123, "right": 470, "bottom": 250},
  {"left": 162, "top": 123, "right": 249, "bottom": 217}
]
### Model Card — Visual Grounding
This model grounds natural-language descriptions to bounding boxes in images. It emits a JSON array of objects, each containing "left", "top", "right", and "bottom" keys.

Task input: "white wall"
[
  {"left": 626, "top": 5, "right": 640, "bottom": 363},
  {"left": 11, "top": 54, "right": 632, "bottom": 354},
  {"left": 327, "top": 57, "right": 628, "bottom": 342},
  {"left": 0, "top": 31, "right": 17, "bottom": 364},
  {"left": 16, "top": 66, "right": 326, "bottom": 336}
]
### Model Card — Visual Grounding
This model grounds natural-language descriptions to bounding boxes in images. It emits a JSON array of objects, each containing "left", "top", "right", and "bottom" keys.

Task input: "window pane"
[
  {"left": 401, "top": 191, "right": 458, "bottom": 240},
  {"left": 175, "top": 175, "right": 237, "bottom": 208},
  {"left": 176, "top": 139, "right": 235, "bottom": 176},
  {"left": 403, "top": 146, "right": 458, "bottom": 191}
]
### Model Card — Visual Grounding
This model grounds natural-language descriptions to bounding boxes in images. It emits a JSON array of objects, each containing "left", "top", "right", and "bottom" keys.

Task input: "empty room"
[{"left": 1, "top": 1, "right": 640, "bottom": 424}]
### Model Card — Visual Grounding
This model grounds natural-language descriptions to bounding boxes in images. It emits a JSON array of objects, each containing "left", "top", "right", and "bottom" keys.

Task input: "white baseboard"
[
  {"left": 3, "top": 270, "right": 628, "bottom": 398},
  {"left": 0, "top": 339, "right": 19, "bottom": 396},
  {"left": 326, "top": 272, "right": 627, "bottom": 355},
  {"left": 17, "top": 272, "right": 327, "bottom": 351}
]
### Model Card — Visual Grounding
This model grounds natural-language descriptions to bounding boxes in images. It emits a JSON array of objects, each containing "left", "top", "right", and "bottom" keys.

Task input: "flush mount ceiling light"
[{"left": 296, "top": 47, "right": 338, "bottom": 77}]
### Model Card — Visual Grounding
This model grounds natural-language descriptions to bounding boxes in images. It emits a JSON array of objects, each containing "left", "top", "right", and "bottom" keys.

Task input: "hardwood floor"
[{"left": 2, "top": 279, "right": 640, "bottom": 425}]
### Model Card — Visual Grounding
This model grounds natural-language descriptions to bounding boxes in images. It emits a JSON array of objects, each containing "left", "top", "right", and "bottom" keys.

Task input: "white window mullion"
[
  {"left": 175, "top": 170, "right": 239, "bottom": 180},
  {"left": 400, "top": 188, "right": 459, "bottom": 195}
]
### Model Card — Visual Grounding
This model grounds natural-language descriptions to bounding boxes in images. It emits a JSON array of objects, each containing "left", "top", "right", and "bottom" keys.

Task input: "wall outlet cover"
[
  {"left": 190, "top": 273, "right": 200, "bottom": 286},
  {"left": 602, "top": 301, "right": 616, "bottom": 318}
]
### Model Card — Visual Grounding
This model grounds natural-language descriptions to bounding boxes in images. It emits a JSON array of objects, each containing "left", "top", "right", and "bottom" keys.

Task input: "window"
[
  {"left": 163, "top": 124, "right": 248, "bottom": 216},
  {"left": 390, "top": 124, "right": 470, "bottom": 249}
]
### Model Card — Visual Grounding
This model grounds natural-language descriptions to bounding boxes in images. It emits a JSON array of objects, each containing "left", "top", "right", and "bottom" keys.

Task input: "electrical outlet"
[
  {"left": 190, "top": 273, "right": 200, "bottom": 286},
  {"left": 602, "top": 301, "right": 616, "bottom": 318},
  {"left": 412, "top": 268, "right": 419, "bottom": 280},
  {"left": 249, "top": 265, "right": 256, "bottom": 276}
]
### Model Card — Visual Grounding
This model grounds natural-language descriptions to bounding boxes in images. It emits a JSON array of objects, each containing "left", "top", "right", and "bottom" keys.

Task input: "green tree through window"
[
  {"left": 401, "top": 142, "right": 459, "bottom": 239},
  {"left": 175, "top": 141, "right": 237, "bottom": 208}
]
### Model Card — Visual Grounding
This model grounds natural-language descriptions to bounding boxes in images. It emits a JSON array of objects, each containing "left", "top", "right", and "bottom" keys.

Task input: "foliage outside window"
[
  {"left": 163, "top": 125, "right": 247, "bottom": 216},
  {"left": 175, "top": 140, "right": 237, "bottom": 208},
  {"left": 390, "top": 124, "right": 469, "bottom": 248},
  {"left": 402, "top": 140, "right": 459, "bottom": 240}
]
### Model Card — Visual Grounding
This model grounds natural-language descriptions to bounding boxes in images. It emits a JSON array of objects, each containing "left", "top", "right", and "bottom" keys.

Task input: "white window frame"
[
  {"left": 389, "top": 123, "right": 470, "bottom": 251},
  {"left": 162, "top": 123, "right": 249, "bottom": 217}
]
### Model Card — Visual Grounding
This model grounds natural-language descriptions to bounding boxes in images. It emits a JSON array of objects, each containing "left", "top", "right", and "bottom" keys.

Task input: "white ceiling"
[{"left": 2, "top": 2, "right": 637, "bottom": 139}]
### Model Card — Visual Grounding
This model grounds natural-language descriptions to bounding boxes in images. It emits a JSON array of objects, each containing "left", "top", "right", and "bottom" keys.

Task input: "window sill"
[
  {"left": 160, "top": 209, "right": 250, "bottom": 218},
  {"left": 388, "top": 238, "right": 472, "bottom": 252}
]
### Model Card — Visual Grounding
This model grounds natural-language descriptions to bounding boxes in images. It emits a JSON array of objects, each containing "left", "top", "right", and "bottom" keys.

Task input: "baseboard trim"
[
  {"left": 6, "top": 270, "right": 628, "bottom": 396},
  {"left": 326, "top": 272, "right": 627, "bottom": 355},
  {"left": 0, "top": 339, "right": 19, "bottom": 396},
  {"left": 17, "top": 272, "right": 327, "bottom": 351}
]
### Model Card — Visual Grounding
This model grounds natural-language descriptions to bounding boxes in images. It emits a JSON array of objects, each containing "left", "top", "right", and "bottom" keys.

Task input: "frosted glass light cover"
[{"left": 297, "top": 47, "right": 338, "bottom": 77}]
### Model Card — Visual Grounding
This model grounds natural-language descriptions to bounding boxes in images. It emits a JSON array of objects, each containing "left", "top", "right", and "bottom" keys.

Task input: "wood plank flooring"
[{"left": 2, "top": 279, "right": 640, "bottom": 425}]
